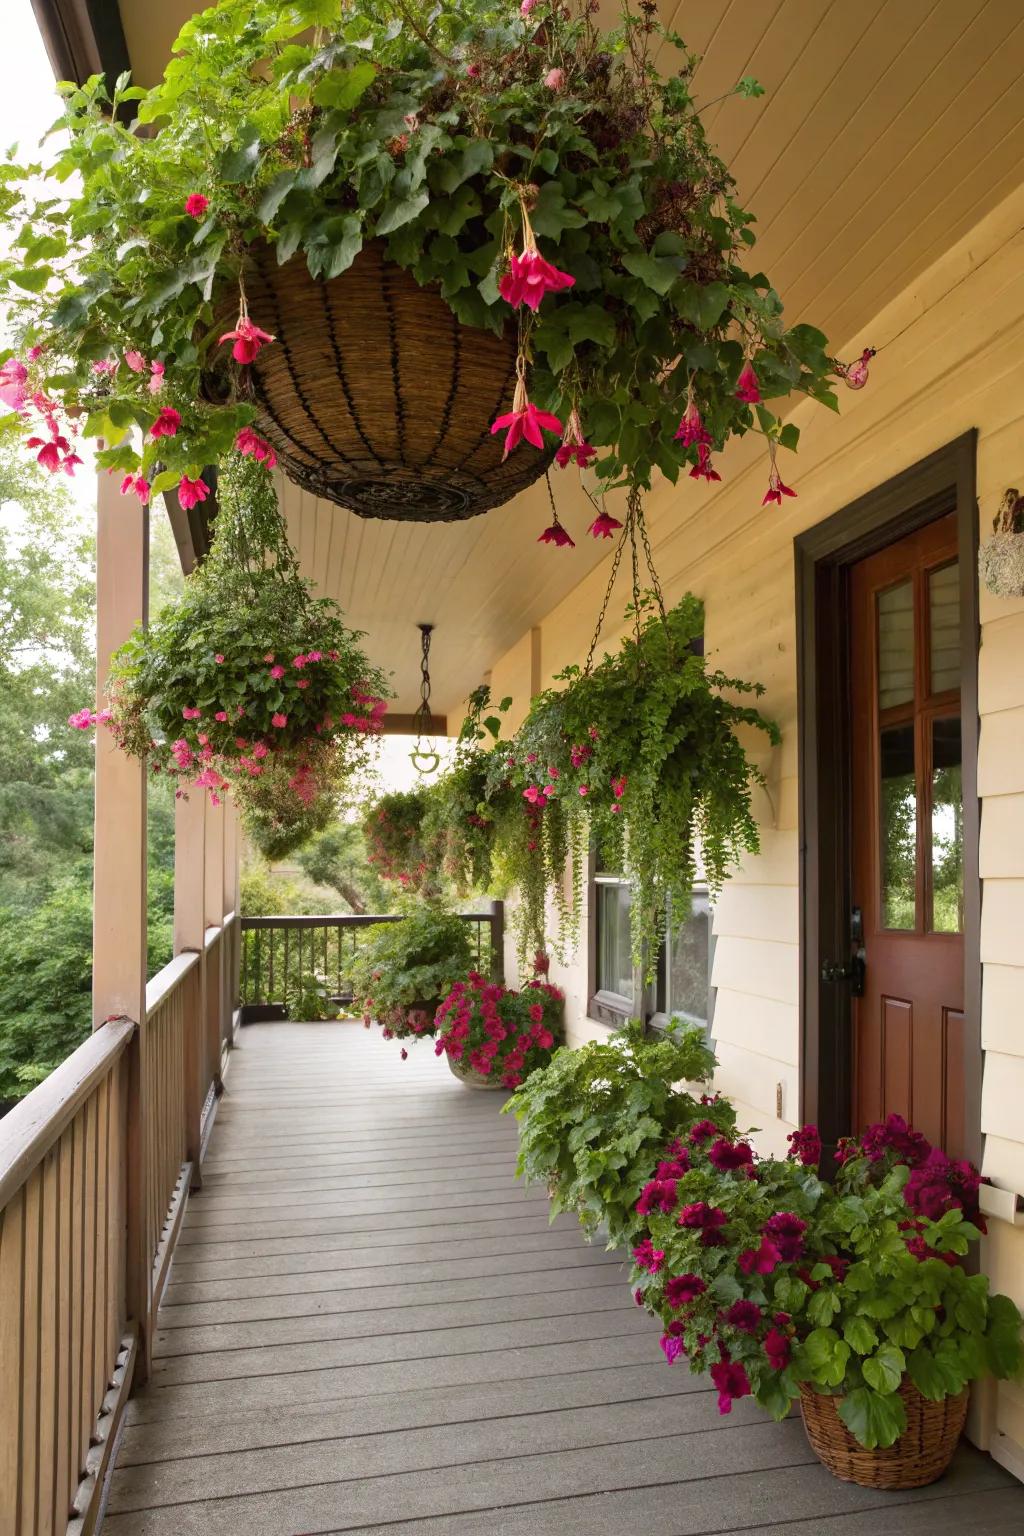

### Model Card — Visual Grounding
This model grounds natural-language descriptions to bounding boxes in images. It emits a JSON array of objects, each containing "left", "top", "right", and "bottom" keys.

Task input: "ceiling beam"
[{"left": 379, "top": 713, "right": 449, "bottom": 737}]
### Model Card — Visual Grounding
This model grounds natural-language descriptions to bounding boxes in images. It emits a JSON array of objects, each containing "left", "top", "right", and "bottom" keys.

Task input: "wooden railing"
[
  {"left": 0, "top": 911, "right": 240, "bottom": 1536},
  {"left": 240, "top": 904, "right": 504, "bottom": 1018}
]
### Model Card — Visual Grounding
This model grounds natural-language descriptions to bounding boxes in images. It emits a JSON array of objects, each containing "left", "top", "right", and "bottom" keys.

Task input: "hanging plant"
[
  {"left": 978, "top": 488, "right": 1024, "bottom": 599},
  {"left": 97, "top": 454, "right": 389, "bottom": 842},
  {"left": 488, "top": 495, "right": 778, "bottom": 966},
  {"left": 361, "top": 786, "right": 436, "bottom": 890},
  {"left": 349, "top": 899, "right": 477, "bottom": 1038},
  {"left": 0, "top": 0, "right": 849, "bottom": 522},
  {"left": 421, "top": 685, "right": 512, "bottom": 895}
]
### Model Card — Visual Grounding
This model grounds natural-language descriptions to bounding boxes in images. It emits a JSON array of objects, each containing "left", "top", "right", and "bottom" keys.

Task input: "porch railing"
[
  {"left": 240, "top": 903, "right": 504, "bottom": 1018},
  {"left": 0, "top": 911, "right": 240, "bottom": 1536}
]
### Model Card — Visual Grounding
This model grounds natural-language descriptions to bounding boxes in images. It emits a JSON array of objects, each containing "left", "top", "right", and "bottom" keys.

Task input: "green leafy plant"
[
  {"left": 435, "top": 969, "right": 563, "bottom": 1089},
  {"left": 633, "top": 1115, "right": 1023, "bottom": 1448},
  {"left": 422, "top": 684, "right": 512, "bottom": 896},
  {"left": 362, "top": 786, "right": 436, "bottom": 891},
  {"left": 488, "top": 592, "right": 777, "bottom": 967},
  {"left": 348, "top": 898, "right": 476, "bottom": 1038},
  {"left": 99, "top": 454, "right": 389, "bottom": 850},
  {"left": 506, "top": 1018, "right": 734, "bottom": 1248},
  {"left": 0, "top": 0, "right": 847, "bottom": 505}
]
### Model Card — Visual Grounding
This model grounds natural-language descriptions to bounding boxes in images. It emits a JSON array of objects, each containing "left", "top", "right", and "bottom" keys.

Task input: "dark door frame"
[{"left": 795, "top": 431, "right": 981, "bottom": 1161}]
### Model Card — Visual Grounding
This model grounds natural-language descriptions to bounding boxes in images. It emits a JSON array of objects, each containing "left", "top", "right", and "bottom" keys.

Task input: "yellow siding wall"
[{"left": 490, "top": 180, "right": 1024, "bottom": 1471}]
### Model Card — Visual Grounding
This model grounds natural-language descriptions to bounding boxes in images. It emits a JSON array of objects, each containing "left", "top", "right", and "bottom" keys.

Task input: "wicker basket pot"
[
  {"left": 227, "top": 240, "right": 554, "bottom": 522},
  {"left": 446, "top": 1054, "right": 506, "bottom": 1091},
  {"left": 798, "top": 1379, "right": 968, "bottom": 1489}
]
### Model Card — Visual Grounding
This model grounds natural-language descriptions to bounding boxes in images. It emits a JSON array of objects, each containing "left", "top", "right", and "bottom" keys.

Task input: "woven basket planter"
[
  {"left": 979, "top": 489, "right": 1024, "bottom": 598},
  {"left": 446, "top": 1055, "right": 506, "bottom": 1090},
  {"left": 798, "top": 1379, "right": 968, "bottom": 1489},
  {"left": 223, "top": 240, "right": 554, "bottom": 522}
]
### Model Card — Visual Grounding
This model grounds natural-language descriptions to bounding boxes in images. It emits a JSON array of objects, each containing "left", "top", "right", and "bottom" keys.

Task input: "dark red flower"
[
  {"left": 723, "top": 1299, "right": 762, "bottom": 1333},
  {"left": 763, "top": 1212, "right": 807, "bottom": 1263},
  {"left": 688, "top": 1119, "right": 720, "bottom": 1146},
  {"left": 787, "top": 1124, "right": 822, "bottom": 1166},
  {"left": 219, "top": 315, "right": 275, "bottom": 365},
  {"left": 738, "top": 1238, "right": 782, "bottom": 1275},
  {"left": 538, "top": 520, "right": 575, "bottom": 547},
  {"left": 709, "top": 1358, "right": 751, "bottom": 1414},
  {"left": 184, "top": 193, "right": 209, "bottom": 219},
  {"left": 708, "top": 1137, "right": 755, "bottom": 1172},
  {"left": 735, "top": 359, "right": 761, "bottom": 403},
  {"left": 665, "top": 1272, "right": 706, "bottom": 1307},
  {"left": 689, "top": 442, "right": 721, "bottom": 482},
  {"left": 764, "top": 1326, "right": 791, "bottom": 1371},
  {"left": 677, "top": 1202, "right": 728, "bottom": 1246},
  {"left": 588, "top": 512, "right": 622, "bottom": 539},
  {"left": 637, "top": 1177, "right": 679, "bottom": 1217}
]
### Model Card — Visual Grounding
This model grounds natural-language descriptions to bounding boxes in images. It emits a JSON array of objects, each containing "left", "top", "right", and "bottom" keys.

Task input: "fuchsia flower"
[
  {"left": 269, "top": 664, "right": 285, "bottom": 679},
  {"left": 660, "top": 1334, "right": 686, "bottom": 1365},
  {"left": 182, "top": 706, "right": 201, "bottom": 720},
  {"left": 124, "top": 350, "right": 146, "bottom": 373},
  {"left": 689, "top": 443, "right": 721, "bottom": 483},
  {"left": 762, "top": 443, "right": 796, "bottom": 506},
  {"left": 219, "top": 312, "right": 275, "bottom": 364},
  {"left": 149, "top": 359, "right": 165, "bottom": 394},
  {"left": 710, "top": 1358, "right": 751, "bottom": 1414},
  {"left": 185, "top": 193, "right": 210, "bottom": 219},
  {"left": 689, "top": 1119, "right": 719, "bottom": 1146},
  {"left": 611, "top": 775, "right": 627, "bottom": 799},
  {"left": 466, "top": 62, "right": 482, "bottom": 78},
  {"left": 836, "top": 346, "right": 875, "bottom": 390},
  {"left": 149, "top": 406, "right": 181, "bottom": 439},
  {"left": 763, "top": 1212, "right": 807, "bottom": 1262},
  {"left": 271, "top": 713, "right": 287, "bottom": 728},
  {"left": 491, "top": 367, "right": 562, "bottom": 458},
  {"left": 632, "top": 1239, "right": 666, "bottom": 1274},
  {"left": 637, "top": 1178, "right": 679, "bottom": 1217},
  {"left": 91, "top": 358, "right": 118, "bottom": 377},
  {"left": 235, "top": 425, "right": 277, "bottom": 466},
  {"left": 735, "top": 359, "right": 761, "bottom": 404},
  {"left": 677, "top": 1202, "right": 728, "bottom": 1246},
  {"left": 538, "top": 520, "right": 574, "bottom": 547},
  {"left": 499, "top": 197, "right": 575, "bottom": 313},
  {"left": 674, "top": 388, "right": 711, "bottom": 448},
  {"left": 665, "top": 1273, "right": 706, "bottom": 1307},
  {"left": 555, "top": 406, "right": 596, "bottom": 469},
  {"left": 544, "top": 67, "right": 566, "bottom": 90},
  {"left": 0, "top": 358, "right": 29, "bottom": 410},
  {"left": 588, "top": 511, "right": 622, "bottom": 539},
  {"left": 68, "top": 707, "right": 96, "bottom": 730},
  {"left": 178, "top": 475, "right": 210, "bottom": 511},
  {"left": 120, "top": 473, "right": 151, "bottom": 505}
]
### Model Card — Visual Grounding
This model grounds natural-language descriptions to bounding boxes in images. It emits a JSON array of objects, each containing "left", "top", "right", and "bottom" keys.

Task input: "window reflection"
[
  {"left": 597, "top": 881, "right": 634, "bottom": 1002},
  {"left": 667, "top": 891, "right": 710, "bottom": 1024},
  {"left": 932, "top": 716, "right": 963, "bottom": 933},
  {"left": 929, "top": 563, "right": 960, "bottom": 696},
  {"left": 880, "top": 723, "right": 916, "bottom": 929},
  {"left": 878, "top": 580, "right": 914, "bottom": 708}
]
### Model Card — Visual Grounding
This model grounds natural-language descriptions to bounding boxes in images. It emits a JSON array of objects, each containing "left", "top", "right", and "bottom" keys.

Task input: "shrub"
[{"left": 349, "top": 900, "right": 476, "bottom": 1039}]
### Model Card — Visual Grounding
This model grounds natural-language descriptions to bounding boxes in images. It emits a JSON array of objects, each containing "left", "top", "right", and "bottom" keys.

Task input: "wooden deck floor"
[{"left": 102, "top": 1022, "right": 1024, "bottom": 1535}]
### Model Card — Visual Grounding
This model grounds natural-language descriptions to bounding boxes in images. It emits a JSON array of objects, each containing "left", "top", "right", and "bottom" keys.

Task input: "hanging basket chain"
[
  {"left": 583, "top": 506, "right": 633, "bottom": 676},
  {"left": 583, "top": 486, "right": 671, "bottom": 675}
]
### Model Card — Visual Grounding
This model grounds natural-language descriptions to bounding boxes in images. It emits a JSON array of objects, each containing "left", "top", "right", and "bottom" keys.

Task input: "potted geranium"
[
  {"left": 634, "top": 1114, "right": 1023, "bottom": 1488},
  {"left": 349, "top": 899, "right": 476, "bottom": 1040},
  {"left": 434, "top": 969, "right": 563, "bottom": 1089},
  {"left": 91, "top": 454, "right": 389, "bottom": 847},
  {"left": 487, "top": 592, "right": 777, "bottom": 966},
  {"left": 0, "top": 0, "right": 845, "bottom": 529},
  {"left": 507, "top": 1018, "right": 735, "bottom": 1248}
]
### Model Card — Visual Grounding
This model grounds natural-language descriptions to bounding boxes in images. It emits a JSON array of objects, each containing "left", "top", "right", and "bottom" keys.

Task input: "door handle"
[{"left": 821, "top": 954, "right": 866, "bottom": 997}]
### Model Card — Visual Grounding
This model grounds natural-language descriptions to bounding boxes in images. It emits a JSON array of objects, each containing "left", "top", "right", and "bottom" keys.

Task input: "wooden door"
[{"left": 849, "top": 512, "right": 966, "bottom": 1153}]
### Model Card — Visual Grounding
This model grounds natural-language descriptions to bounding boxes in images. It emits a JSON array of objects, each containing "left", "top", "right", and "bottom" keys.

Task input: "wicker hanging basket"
[
  {"left": 216, "top": 241, "right": 554, "bottom": 523},
  {"left": 978, "top": 488, "right": 1024, "bottom": 599},
  {"left": 798, "top": 1379, "right": 968, "bottom": 1490}
]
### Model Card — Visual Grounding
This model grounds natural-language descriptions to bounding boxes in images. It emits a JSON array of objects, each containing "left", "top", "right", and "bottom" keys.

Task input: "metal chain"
[
  {"left": 583, "top": 509, "right": 633, "bottom": 675},
  {"left": 413, "top": 623, "right": 433, "bottom": 735},
  {"left": 636, "top": 496, "right": 667, "bottom": 619},
  {"left": 582, "top": 486, "right": 671, "bottom": 676}
]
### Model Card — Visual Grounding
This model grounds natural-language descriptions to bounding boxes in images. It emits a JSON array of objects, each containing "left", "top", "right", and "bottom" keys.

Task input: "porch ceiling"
[{"left": 106, "top": 0, "right": 1024, "bottom": 713}]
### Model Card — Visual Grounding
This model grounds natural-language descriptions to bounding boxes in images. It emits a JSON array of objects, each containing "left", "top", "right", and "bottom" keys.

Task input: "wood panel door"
[{"left": 849, "top": 512, "right": 966, "bottom": 1153}]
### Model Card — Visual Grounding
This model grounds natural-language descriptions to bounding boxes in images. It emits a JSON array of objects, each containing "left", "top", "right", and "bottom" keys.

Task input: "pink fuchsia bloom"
[
  {"left": 219, "top": 313, "right": 275, "bottom": 365},
  {"left": 665, "top": 1273, "right": 706, "bottom": 1307},
  {"left": 466, "top": 62, "right": 482, "bottom": 78},
  {"left": 149, "top": 406, "right": 181, "bottom": 439},
  {"left": 611, "top": 775, "right": 627, "bottom": 799},
  {"left": 708, "top": 1137, "right": 755, "bottom": 1172},
  {"left": 762, "top": 444, "right": 796, "bottom": 506},
  {"left": 68, "top": 707, "right": 95, "bottom": 730},
  {"left": 710, "top": 1358, "right": 751, "bottom": 1414},
  {"left": 0, "top": 358, "right": 29, "bottom": 410},
  {"left": 149, "top": 359, "right": 165, "bottom": 394},
  {"left": 632, "top": 1239, "right": 666, "bottom": 1274},
  {"left": 538, "top": 520, "right": 575, "bottom": 547},
  {"left": 739, "top": 1238, "right": 783, "bottom": 1275},
  {"left": 27, "top": 433, "right": 67, "bottom": 473},
  {"left": 214, "top": 710, "right": 228, "bottom": 722},
  {"left": 491, "top": 369, "right": 562, "bottom": 458},
  {"left": 251, "top": 741, "right": 269, "bottom": 759},
  {"left": 588, "top": 512, "right": 622, "bottom": 539},
  {"left": 235, "top": 425, "right": 277, "bottom": 466},
  {"left": 91, "top": 358, "right": 118, "bottom": 377},
  {"left": 674, "top": 388, "right": 711, "bottom": 448},
  {"left": 178, "top": 475, "right": 210, "bottom": 511},
  {"left": 659, "top": 1334, "right": 686, "bottom": 1365},
  {"left": 214, "top": 654, "right": 225, "bottom": 663},
  {"left": 689, "top": 443, "right": 721, "bottom": 482},
  {"left": 499, "top": 248, "right": 575, "bottom": 312},
  {"left": 735, "top": 359, "right": 761, "bottom": 404},
  {"left": 762, "top": 1212, "right": 807, "bottom": 1262},
  {"left": 577, "top": 784, "right": 589, "bottom": 796},
  {"left": 764, "top": 1327, "right": 791, "bottom": 1371},
  {"left": 724, "top": 1299, "right": 762, "bottom": 1334},
  {"left": 544, "top": 67, "right": 565, "bottom": 90},
  {"left": 271, "top": 712, "right": 287, "bottom": 728},
  {"left": 184, "top": 193, "right": 209, "bottom": 219},
  {"left": 555, "top": 405, "right": 595, "bottom": 469},
  {"left": 124, "top": 350, "right": 146, "bottom": 373},
  {"left": 787, "top": 1124, "right": 822, "bottom": 1166},
  {"left": 837, "top": 346, "right": 875, "bottom": 390},
  {"left": 120, "top": 473, "right": 151, "bottom": 505}
]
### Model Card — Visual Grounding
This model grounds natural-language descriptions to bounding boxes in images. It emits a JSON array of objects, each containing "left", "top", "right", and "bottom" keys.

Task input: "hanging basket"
[
  {"left": 798, "top": 1380, "right": 968, "bottom": 1490},
  {"left": 979, "top": 489, "right": 1024, "bottom": 599},
  {"left": 220, "top": 240, "right": 555, "bottom": 523}
]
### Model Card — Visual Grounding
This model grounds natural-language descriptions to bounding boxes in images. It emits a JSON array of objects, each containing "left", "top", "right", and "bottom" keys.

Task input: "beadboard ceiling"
[{"left": 110, "top": 0, "right": 1024, "bottom": 714}]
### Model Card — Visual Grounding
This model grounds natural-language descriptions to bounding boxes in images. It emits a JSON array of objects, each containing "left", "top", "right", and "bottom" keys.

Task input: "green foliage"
[
  {"left": 348, "top": 899, "right": 476, "bottom": 1037},
  {"left": 506, "top": 1018, "right": 733, "bottom": 1248},
  {"left": 435, "top": 972, "right": 564, "bottom": 1089},
  {"left": 361, "top": 786, "right": 436, "bottom": 891},
  {"left": 0, "top": 0, "right": 838, "bottom": 498},
  {"left": 421, "top": 685, "right": 512, "bottom": 897},
  {"left": 296, "top": 820, "right": 393, "bottom": 913},
  {"left": 488, "top": 594, "right": 777, "bottom": 967}
]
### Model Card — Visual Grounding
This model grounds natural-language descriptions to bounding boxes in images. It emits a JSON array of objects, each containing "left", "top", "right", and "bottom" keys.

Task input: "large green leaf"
[
  {"left": 907, "top": 1344, "right": 966, "bottom": 1402},
  {"left": 312, "top": 62, "right": 375, "bottom": 110},
  {"left": 218, "top": 125, "right": 262, "bottom": 184},
  {"left": 375, "top": 190, "right": 429, "bottom": 236},
  {"left": 837, "top": 1387, "right": 907, "bottom": 1450},
  {"left": 862, "top": 1342, "right": 905, "bottom": 1394},
  {"left": 621, "top": 251, "right": 681, "bottom": 296}
]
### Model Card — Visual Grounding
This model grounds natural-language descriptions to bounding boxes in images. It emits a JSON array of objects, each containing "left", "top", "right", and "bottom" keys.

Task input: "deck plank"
[{"left": 104, "top": 1021, "right": 1024, "bottom": 1533}]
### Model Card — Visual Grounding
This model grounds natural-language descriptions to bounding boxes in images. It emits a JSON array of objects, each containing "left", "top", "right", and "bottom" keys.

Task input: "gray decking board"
[{"left": 104, "top": 1021, "right": 1024, "bottom": 1534}]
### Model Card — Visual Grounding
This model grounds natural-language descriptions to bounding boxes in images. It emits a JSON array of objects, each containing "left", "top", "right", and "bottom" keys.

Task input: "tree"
[{"left": 296, "top": 820, "right": 394, "bottom": 914}]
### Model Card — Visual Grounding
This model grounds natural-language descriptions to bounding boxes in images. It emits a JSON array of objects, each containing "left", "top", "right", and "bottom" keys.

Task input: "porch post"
[
  {"left": 204, "top": 798, "right": 226, "bottom": 1090},
  {"left": 174, "top": 792, "right": 207, "bottom": 1183}
]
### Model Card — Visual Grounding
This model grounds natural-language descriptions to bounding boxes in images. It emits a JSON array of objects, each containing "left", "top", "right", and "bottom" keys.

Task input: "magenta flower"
[
  {"left": 665, "top": 1273, "right": 705, "bottom": 1307},
  {"left": 149, "top": 359, "right": 165, "bottom": 394},
  {"left": 677, "top": 1202, "right": 728, "bottom": 1246},
  {"left": 588, "top": 512, "right": 622, "bottom": 539},
  {"left": 182, "top": 706, "right": 201, "bottom": 720},
  {"left": 710, "top": 1359, "right": 751, "bottom": 1414},
  {"left": 738, "top": 1238, "right": 782, "bottom": 1276},
  {"left": 762, "top": 445, "right": 797, "bottom": 506},
  {"left": 632, "top": 1239, "right": 666, "bottom": 1274},
  {"left": 68, "top": 707, "right": 95, "bottom": 730},
  {"left": 269, "top": 664, "right": 285, "bottom": 679},
  {"left": 674, "top": 391, "right": 711, "bottom": 447},
  {"left": 185, "top": 193, "right": 210, "bottom": 219},
  {"left": 219, "top": 314, "right": 275, "bottom": 365},
  {"left": 178, "top": 475, "right": 210, "bottom": 511},
  {"left": 500, "top": 248, "right": 575, "bottom": 312},
  {"left": 124, "top": 350, "right": 146, "bottom": 373},
  {"left": 149, "top": 406, "right": 181, "bottom": 439},
  {"left": 120, "top": 473, "right": 151, "bottom": 505},
  {"left": 466, "top": 62, "right": 482, "bottom": 78},
  {"left": 544, "top": 67, "right": 566, "bottom": 90},
  {"left": 636, "top": 1178, "right": 679, "bottom": 1217},
  {"left": 689, "top": 1119, "right": 719, "bottom": 1146},
  {"left": 689, "top": 443, "right": 721, "bottom": 482},
  {"left": 837, "top": 346, "right": 875, "bottom": 390},
  {"left": 735, "top": 360, "right": 761, "bottom": 404},
  {"left": 521, "top": 0, "right": 540, "bottom": 16},
  {"left": 763, "top": 1212, "right": 807, "bottom": 1263},
  {"left": 787, "top": 1124, "right": 822, "bottom": 1166},
  {"left": 708, "top": 1137, "right": 755, "bottom": 1172},
  {"left": 0, "top": 358, "right": 28, "bottom": 411},
  {"left": 723, "top": 1299, "right": 762, "bottom": 1334},
  {"left": 538, "top": 520, "right": 575, "bottom": 547},
  {"left": 659, "top": 1334, "right": 686, "bottom": 1365},
  {"left": 555, "top": 442, "right": 596, "bottom": 469},
  {"left": 491, "top": 371, "right": 562, "bottom": 458},
  {"left": 271, "top": 712, "right": 287, "bottom": 728},
  {"left": 763, "top": 1327, "right": 790, "bottom": 1371},
  {"left": 235, "top": 425, "right": 277, "bottom": 466}
]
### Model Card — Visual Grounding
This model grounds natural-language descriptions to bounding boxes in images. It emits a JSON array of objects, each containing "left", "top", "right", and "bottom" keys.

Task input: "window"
[{"left": 590, "top": 861, "right": 713, "bottom": 1030}]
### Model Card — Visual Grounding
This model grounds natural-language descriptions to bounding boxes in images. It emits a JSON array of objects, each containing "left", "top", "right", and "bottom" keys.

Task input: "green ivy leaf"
[
  {"left": 375, "top": 190, "right": 430, "bottom": 235},
  {"left": 674, "top": 280, "right": 730, "bottom": 329},
  {"left": 529, "top": 181, "right": 586, "bottom": 239},
  {"left": 862, "top": 1342, "right": 905, "bottom": 1394},
  {"left": 218, "top": 125, "right": 262, "bottom": 184},
  {"left": 802, "top": 1327, "right": 850, "bottom": 1387},
  {"left": 621, "top": 251, "right": 682, "bottom": 296},
  {"left": 432, "top": 139, "right": 494, "bottom": 195},
  {"left": 837, "top": 1387, "right": 907, "bottom": 1450},
  {"left": 257, "top": 171, "right": 298, "bottom": 225}
]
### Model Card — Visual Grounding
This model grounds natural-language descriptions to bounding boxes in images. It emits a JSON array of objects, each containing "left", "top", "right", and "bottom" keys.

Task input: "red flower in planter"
[
  {"left": 763, "top": 1326, "right": 791, "bottom": 1370},
  {"left": 677, "top": 1202, "right": 728, "bottom": 1246},
  {"left": 219, "top": 313, "right": 275, "bottom": 365},
  {"left": 762, "top": 1211, "right": 807, "bottom": 1262},
  {"left": 235, "top": 426, "right": 277, "bottom": 466},
  {"left": 689, "top": 443, "right": 721, "bottom": 482},
  {"left": 149, "top": 406, "right": 181, "bottom": 439},
  {"left": 738, "top": 1237, "right": 782, "bottom": 1275},
  {"left": 723, "top": 1299, "right": 762, "bottom": 1333},
  {"left": 787, "top": 1123, "right": 822, "bottom": 1166},
  {"left": 632, "top": 1239, "right": 666, "bottom": 1274},
  {"left": 555, "top": 406, "right": 596, "bottom": 468},
  {"left": 664, "top": 1272, "right": 705, "bottom": 1307}
]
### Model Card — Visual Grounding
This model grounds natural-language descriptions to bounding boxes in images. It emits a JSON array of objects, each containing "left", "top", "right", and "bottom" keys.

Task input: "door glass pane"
[
  {"left": 667, "top": 891, "right": 710, "bottom": 1025},
  {"left": 932, "top": 716, "right": 963, "bottom": 933},
  {"left": 880, "top": 723, "right": 916, "bottom": 929},
  {"left": 597, "top": 883, "right": 634, "bottom": 1002},
  {"left": 929, "top": 562, "right": 960, "bottom": 696},
  {"left": 877, "top": 580, "right": 914, "bottom": 708}
]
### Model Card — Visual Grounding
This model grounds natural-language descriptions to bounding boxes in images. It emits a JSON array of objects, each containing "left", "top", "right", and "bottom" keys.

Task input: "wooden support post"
[
  {"left": 204, "top": 799, "right": 226, "bottom": 1092},
  {"left": 174, "top": 793, "right": 206, "bottom": 1186},
  {"left": 92, "top": 471, "right": 150, "bottom": 1381}
]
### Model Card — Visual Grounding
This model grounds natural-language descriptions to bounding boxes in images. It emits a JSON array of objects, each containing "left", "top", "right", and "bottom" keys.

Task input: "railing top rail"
[
  {"left": 204, "top": 923, "right": 223, "bottom": 949},
  {"left": 0, "top": 1017, "right": 135, "bottom": 1210},
  {"left": 145, "top": 950, "right": 200, "bottom": 1015},
  {"left": 241, "top": 912, "right": 495, "bottom": 929}
]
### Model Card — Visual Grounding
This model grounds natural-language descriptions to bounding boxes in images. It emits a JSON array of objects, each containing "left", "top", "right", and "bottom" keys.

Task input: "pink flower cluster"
[
  {"left": 434, "top": 973, "right": 562, "bottom": 1089},
  {"left": 68, "top": 706, "right": 111, "bottom": 730}
]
